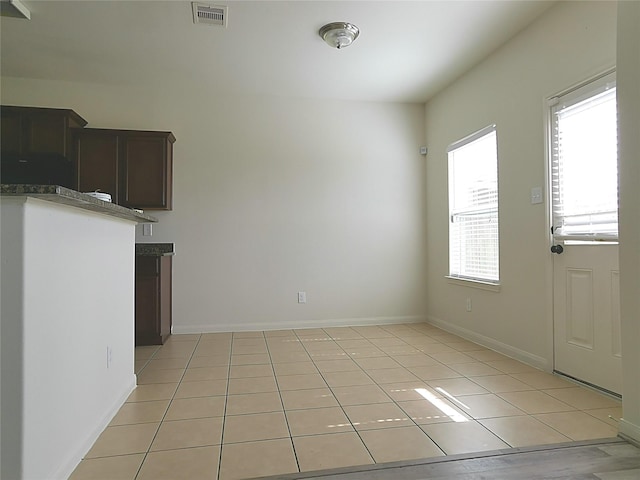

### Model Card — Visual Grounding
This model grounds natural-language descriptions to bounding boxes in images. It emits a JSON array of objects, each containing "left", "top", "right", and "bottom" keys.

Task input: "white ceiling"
[{"left": 0, "top": 0, "right": 555, "bottom": 103}]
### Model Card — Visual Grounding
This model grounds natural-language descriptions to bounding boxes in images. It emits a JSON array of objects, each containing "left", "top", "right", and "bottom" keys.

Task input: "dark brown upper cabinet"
[
  {"left": 1, "top": 105, "right": 87, "bottom": 159},
  {"left": 74, "top": 131, "right": 120, "bottom": 201},
  {"left": 75, "top": 129, "right": 175, "bottom": 210}
]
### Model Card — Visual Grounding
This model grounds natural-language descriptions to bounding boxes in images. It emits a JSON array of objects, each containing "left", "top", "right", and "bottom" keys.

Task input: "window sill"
[{"left": 446, "top": 276, "right": 501, "bottom": 292}]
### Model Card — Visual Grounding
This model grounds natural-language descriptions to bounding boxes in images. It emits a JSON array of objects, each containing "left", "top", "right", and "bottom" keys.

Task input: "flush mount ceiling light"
[{"left": 319, "top": 22, "right": 360, "bottom": 49}]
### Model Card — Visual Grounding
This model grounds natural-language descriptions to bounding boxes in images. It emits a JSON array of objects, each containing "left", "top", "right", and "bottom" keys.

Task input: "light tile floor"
[{"left": 69, "top": 323, "right": 622, "bottom": 480}]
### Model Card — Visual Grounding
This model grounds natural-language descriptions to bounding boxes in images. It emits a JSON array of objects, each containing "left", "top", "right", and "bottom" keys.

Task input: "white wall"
[
  {"left": 0, "top": 80, "right": 428, "bottom": 332},
  {"left": 423, "top": 1, "right": 617, "bottom": 368},
  {"left": 0, "top": 197, "right": 137, "bottom": 479},
  {"left": 617, "top": 0, "right": 640, "bottom": 444}
]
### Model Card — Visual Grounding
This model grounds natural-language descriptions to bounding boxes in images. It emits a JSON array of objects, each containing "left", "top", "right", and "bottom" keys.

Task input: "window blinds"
[
  {"left": 550, "top": 72, "right": 618, "bottom": 241},
  {"left": 448, "top": 126, "right": 499, "bottom": 283}
]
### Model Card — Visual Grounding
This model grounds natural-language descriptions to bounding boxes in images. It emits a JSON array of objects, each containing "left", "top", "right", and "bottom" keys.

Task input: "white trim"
[
  {"left": 446, "top": 124, "right": 496, "bottom": 153},
  {"left": 542, "top": 93, "right": 556, "bottom": 384},
  {"left": 173, "top": 315, "right": 427, "bottom": 334},
  {"left": 619, "top": 419, "right": 640, "bottom": 446},
  {"left": 52, "top": 375, "right": 137, "bottom": 480},
  {"left": 554, "top": 70, "right": 616, "bottom": 110},
  {"left": 555, "top": 234, "right": 618, "bottom": 243},
  {"left": 445, "top": 276, "right": 501, "bottom": 292},
  {"left": 9, "top": 0, "right": 31, "bottom": 19},
  {"left": 425, "top": 315, "right": 550, "bottom": 371},
  {"left": 547, "top": 67, "right": 616, "bottom": 104}
]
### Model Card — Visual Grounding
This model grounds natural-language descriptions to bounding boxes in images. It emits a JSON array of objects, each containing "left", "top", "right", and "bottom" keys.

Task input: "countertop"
[
  {"left": 136, "top": 243, "right": 175, "bottom": 256},
  {"left": 0, "top": 184, "right": 158, "bottom": 223}
]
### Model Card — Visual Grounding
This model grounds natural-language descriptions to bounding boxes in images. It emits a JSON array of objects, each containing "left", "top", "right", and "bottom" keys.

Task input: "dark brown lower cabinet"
[{"left": 135, "top": 255, "right": 172, "bottom": 346}]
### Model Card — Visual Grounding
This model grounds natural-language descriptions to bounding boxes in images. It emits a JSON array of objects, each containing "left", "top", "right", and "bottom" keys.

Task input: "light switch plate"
[{"left": 142, "top": 224, "right": 152, "bottom": 236}]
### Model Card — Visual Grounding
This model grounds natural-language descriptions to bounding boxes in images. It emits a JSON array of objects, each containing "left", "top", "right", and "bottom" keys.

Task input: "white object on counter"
[{"left": 84, "top": 191, "right": 112, "bottom": 202}]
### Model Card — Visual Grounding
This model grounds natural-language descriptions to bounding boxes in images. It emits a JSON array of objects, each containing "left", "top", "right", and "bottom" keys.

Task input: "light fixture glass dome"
[{"left": 319, "top": 22, "right": 360, "bottom": 49}]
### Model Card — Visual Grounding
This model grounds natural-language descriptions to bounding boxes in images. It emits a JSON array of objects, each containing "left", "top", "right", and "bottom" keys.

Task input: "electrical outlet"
[
  {"left": 466, "top": 298, "right": 472, "bottom": 312},
  {"left": 142, "top": 224, "right": 152, "bottom": 236},
  {"left": 298, "top": 291, "right": 307, "bottom": 304}
]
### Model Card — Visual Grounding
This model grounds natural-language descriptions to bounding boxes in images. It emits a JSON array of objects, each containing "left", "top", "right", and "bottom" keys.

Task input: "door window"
[{"left": 550, "top": 72, "right": 618, "bottom": 241}]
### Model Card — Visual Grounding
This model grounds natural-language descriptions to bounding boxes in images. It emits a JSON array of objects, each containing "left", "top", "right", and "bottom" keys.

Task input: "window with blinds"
[
  {"left": 448, "top": 125, "right": 499, "bottom": 283},
  {"left": 550, "top": 72, "right": 618, "bottom": 241}
]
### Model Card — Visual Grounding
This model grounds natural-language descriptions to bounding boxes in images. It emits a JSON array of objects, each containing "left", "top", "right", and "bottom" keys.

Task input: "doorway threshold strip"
[
  {"left": 554, "top": 370, "right": 623, "bottom": 400},
  {"left": 256, "top": 438, "right": 629, "bottom": 480}
]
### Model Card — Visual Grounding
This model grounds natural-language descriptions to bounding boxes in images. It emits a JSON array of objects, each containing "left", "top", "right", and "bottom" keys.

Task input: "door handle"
[{"left": 551, "top": 245, "right": 564, "bottom": 254}]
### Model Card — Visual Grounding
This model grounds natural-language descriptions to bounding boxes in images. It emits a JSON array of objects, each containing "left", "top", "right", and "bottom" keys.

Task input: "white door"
[
  {"left": 552, "top": 243, "right": 622, "bottom": 394},
  {"left": 550, "top": 71, "right": 622, "bottom": 395}
]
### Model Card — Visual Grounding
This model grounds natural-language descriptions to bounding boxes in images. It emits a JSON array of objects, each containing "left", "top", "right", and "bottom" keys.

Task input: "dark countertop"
[
  {"left": 136, "top": 243, "right": 175, "bottom": 256},
  {"left": 0, "top": 184, "right": 158, "bottom": 223}
]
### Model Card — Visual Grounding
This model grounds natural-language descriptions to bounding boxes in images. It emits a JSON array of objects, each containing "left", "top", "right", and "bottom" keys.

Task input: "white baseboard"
[
  {"left": 425, "top": 315, "right": 550, "bottom": 371},
  {"left": 619, "top": 419, "right": 640, "bottom": 446},
  {"left": 173, "top": 315, "right": 427, "bottom": 334},
  {"left": 52, "top": 374, "right": 137, "bottom": 480}
]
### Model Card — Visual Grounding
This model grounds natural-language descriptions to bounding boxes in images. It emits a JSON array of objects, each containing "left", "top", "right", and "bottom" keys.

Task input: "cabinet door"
[
  {"left": 159, "top": 256, "right": 172, "bottom": 340},
  {"left": 135, "top": 257, "right": 161, "bottom": 346},
  {"left": 135, "top": 256, "right": 172, "bottom": 346},
  {"left": 1, "top": 106, "right": 87, "bottom": 160},
  {"left": 1, "top": 109, "right": 22, "bottom": 156},
  {"left": 122, "top": 135, "right": 172, "bottom": 209},
  {"left": 25, "top": 112, "right": 68, "bottom": 157},
  {"left": 75, "top": 133, "right": 119, "bottom": 200}
]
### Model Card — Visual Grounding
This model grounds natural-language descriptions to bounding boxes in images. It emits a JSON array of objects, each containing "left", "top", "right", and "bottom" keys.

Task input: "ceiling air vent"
[{"left": 192, "top": 3, "right": 227, "bottom": 27}]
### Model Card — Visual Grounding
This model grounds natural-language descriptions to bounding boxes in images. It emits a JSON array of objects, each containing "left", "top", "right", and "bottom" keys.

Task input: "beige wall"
[
  {"left": 423, "top": 1, "right": 617, "bottom": 369},
  {"left": 617, "top": 0, "right": 640, "bottom": 444},
  {"left": 0, "top": 78, "right": 428, "bottom": 332}
]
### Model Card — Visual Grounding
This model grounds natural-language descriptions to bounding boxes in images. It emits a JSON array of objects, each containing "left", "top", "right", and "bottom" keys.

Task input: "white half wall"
[
  {"left": 0, "top": 197, "right": 137, "bottom": 479},
  {"left": 0, "top": 81, "right": 428, "bottom": 333},
  {"left": 423, "top": 1, "right": 617, "bottom": 369},
  {"left": 617, "top": 0, "right": 640, "bottom": 445}
]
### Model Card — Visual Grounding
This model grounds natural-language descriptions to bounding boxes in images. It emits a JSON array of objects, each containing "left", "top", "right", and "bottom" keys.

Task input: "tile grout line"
[
  {"left": 413, "top": 325, "right": 620, "bottom": 447},
  {"left": 364, "top": 327, "right": 450, "bottom": 457},
  {"left": 358, "top": 329, "right": 456, "bottom": 446},
  {"left": 214, "top": 329, "right": 612, "bottom": 443},
  {"left": 390, "top": 328, "right": 549, "bottom": 448},
  {"left": 215, "top": 332, "right": 236, "bottom": 480},
  {"left": 486, "top": 388, "right": 578, "bottom": 443},
  {"left": 394, "top": 324, "right": 451, "bottom": 457},
  {"left": 133, "top": 347, "right": 158, "bottom": 376},
  {"left": 264, "top": 330, "right": 303, "bottom": 476},
  {"left": 480, "top": 375, "right": 621, "bottom": 438},
  {"left": 296, "top": 328, "right": 379, "bottom": 467},
  {"left": 117, "top": 326, "right": 622, "bottom": 479},
  {"left": 311, "top": 326, "right": 538, "bottom": 459},
  {"left": 130, "top": 343, "right": 164, "bottom": 480},
  {"left": 133, "top": 334, "right": 204, "bottom": 480},
  {"left": 73, "top": 326, "right": 623, "bottom": 479},
  {"left": 350, "top": 327, "right": 439, "bottom": 461},
  {"left": 305, "top": 327, "right": 424, "bottom": 466}
]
